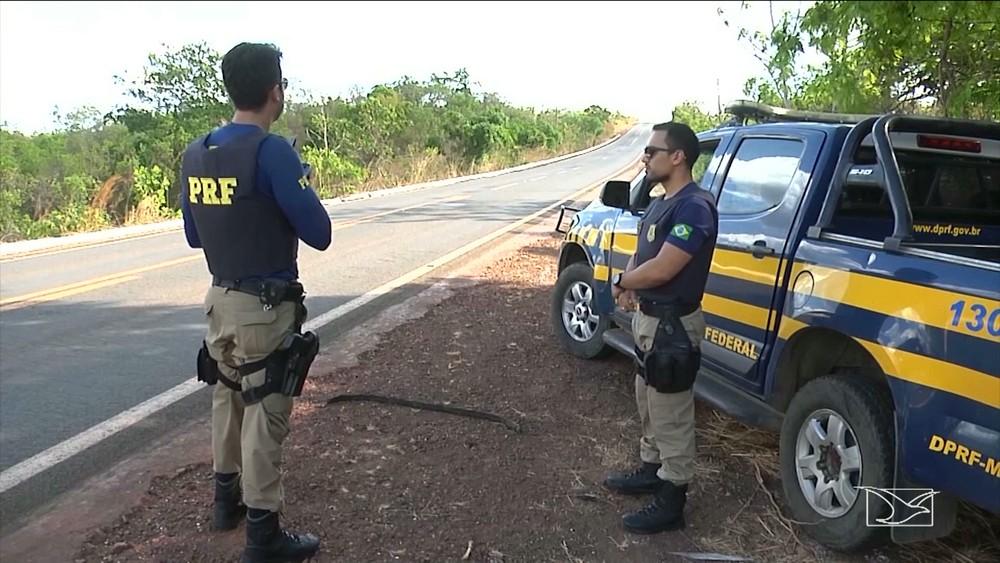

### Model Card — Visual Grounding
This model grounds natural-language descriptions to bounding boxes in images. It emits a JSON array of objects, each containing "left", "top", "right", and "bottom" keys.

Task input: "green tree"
[
  {"left": 723, "top": 1, "right": 1000, "bottom": 119},
  {"left": 671, "top": 102, "right": 726, "bottom": 133},
  {"left": 1, "top": 43, "right": 630, "bottom": 241},
  {"left": 108, "top": 41, "right": 231, "bottom": 195}
]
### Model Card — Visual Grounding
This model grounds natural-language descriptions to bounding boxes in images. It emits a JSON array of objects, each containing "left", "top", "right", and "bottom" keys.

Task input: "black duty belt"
[
  {"left": 212, "top": 276, "right": 304, "bottom": 307},
  {"left": 639, "top": 300, "right": 698, "bottom": 319}
]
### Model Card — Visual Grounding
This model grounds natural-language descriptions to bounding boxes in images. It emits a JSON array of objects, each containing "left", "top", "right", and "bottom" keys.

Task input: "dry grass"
[
  {"left": 896, "top": 502, "right": 1000, "bottom": 563},
  {"left": 687, "top": 409, "right": 827, "bottom": 563},
  {"left": 355, "top": 126, "right": 631, "bottom": 196},
  {"left": 584, "top": 402, "right": 825, "bottom": 562},
  {"left": 595, "top": 438, "right": 633, "bottom": 470},
  {"left": 361, "top": 149, "right": 467, "bottom": 191},
  {"left": 124, "top": 197, "right": 172, "bottom": 226}
]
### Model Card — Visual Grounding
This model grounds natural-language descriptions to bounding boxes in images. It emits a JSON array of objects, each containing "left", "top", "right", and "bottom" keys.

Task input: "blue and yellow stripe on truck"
[{"left": 592, "top": 230, "right": 636, "bottom": 282}]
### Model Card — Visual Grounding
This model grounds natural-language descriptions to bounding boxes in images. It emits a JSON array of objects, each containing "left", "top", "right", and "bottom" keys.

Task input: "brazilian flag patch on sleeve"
[{"left": 671, "top": 223, "right": 693, "bottom": 240}]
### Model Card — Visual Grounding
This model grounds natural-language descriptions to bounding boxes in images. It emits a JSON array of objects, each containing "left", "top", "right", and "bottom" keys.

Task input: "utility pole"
[{"left": 716, "top": 77, "right": 722, "bottom": 115}]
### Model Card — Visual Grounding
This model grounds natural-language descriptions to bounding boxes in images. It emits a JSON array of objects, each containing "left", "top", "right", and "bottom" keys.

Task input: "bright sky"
[{"left": 0, "top": 1, "right": 814, "bottom": 135}]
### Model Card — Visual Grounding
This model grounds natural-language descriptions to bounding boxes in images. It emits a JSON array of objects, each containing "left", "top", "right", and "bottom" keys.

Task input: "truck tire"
[
  {"left": 551, "top": 262, "right": 612, "bottom": 359},
  {"left": 778, "top": 372, "right": 895, "bottom": 552}
]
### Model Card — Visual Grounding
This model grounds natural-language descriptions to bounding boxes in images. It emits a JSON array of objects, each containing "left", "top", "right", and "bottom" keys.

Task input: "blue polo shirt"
[
  {"left": 634, "top": 182, "right": 719, "bottom": 308},
  {"left": 181, "top": 123, "right": 332, "bottom": 280}
]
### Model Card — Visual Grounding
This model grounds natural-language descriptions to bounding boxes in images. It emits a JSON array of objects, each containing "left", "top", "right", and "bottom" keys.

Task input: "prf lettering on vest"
[
  {"left": 188, "top": 177, "right": 237, "bottom": 205},
  {"left": 703, "top": 326, "right": 759, "bottom": 360}
]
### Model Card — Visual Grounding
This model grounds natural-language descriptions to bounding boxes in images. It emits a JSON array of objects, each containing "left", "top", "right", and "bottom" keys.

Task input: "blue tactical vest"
[{"left": 180, "top": 129, "right": 299, "bottom": 281}]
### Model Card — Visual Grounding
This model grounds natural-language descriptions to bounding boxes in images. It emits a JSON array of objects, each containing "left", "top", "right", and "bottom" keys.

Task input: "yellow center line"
[
  {"left": 1, "top": 276, "right": 144, "bottom": 312},
  {"left": 0, "top": 255, "right": 202, "bottom": 310},
  {"left": 1, "top": 193, "right": 472, "bottom": 310}
]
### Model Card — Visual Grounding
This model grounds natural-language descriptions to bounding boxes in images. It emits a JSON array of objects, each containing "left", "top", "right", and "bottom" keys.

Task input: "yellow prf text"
[
  {"left": 929, "top": 434, "right": 1000, "bottom": 478},
  {"left": 189, "top": 177, "right": 237, "bottom": 205}
]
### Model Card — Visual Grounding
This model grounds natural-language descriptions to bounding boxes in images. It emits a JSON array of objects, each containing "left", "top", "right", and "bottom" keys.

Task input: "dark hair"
[
  {"left": 652, "top": 121, "right": 699, "bottom": 170},
  {"left": 221, "top": 42, "right": 283, "bottom": 111}
]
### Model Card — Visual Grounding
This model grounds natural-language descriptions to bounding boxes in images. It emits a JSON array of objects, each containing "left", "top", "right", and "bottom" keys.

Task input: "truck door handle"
[{"left": 749, "top": 240, "right": 775, "bottom": 259}]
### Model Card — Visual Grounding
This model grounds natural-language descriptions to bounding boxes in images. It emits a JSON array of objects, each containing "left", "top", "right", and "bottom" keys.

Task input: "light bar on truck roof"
[{"left": 723, "top": 99, "right": 878, "bottom": 126}]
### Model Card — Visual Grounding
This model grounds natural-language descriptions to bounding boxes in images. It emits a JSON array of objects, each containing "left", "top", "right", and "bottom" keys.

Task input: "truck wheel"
[
  {"left": 551, "top": 262, "right": 612, "bottom": 359},
  {"left": 778, "top": 372, "right": 895, "bottom": 552}
]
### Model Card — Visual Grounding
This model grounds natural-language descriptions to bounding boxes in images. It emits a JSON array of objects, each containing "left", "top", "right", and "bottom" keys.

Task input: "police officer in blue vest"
[
  {"left": 180, "top": 42, "right": 331, "bottom": 562},
  {"left": 604, "top": 121, "right": 718, "bottom": 535}
]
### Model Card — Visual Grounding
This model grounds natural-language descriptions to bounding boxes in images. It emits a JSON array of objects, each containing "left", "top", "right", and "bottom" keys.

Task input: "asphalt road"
[{"left": 0, "top": 124, "right": 646, "bottom": 532}]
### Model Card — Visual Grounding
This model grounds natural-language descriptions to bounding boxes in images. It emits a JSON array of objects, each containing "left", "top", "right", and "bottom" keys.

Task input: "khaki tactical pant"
[
  {"left": 631, "top": 308, "right": 706, "bottom": 485},
  {"left": 203, "top": 286, "right": 299, "bottom": 512}
]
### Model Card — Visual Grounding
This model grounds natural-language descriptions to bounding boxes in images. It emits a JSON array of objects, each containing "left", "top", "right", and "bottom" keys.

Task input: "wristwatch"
[{"left": 612, "top": 272, "right": 624, "bottom": 288}]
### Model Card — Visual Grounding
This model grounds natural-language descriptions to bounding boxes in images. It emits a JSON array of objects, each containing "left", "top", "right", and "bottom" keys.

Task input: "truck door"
[{"left": 702, "top": 128, "right": 825, "bottom": 393}]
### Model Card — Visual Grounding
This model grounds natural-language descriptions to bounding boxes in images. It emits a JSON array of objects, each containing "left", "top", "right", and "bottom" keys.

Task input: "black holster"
[
  {"left": 197, "top": 341, "right": 221, "bottom": 385},
  {"left": 240, "top": 331, "right": 320, "bottom": 405},
  {"left": 636, "top": 313, "right": 701, "bottom": 394}
]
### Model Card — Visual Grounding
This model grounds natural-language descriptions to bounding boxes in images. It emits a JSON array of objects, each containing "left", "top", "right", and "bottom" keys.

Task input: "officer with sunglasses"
[
  {"left": 603, "top": 121, "right": 719, "bottom": 535},
  {"left": 180, "top": 42, "right": 330, "bottom": 562}
]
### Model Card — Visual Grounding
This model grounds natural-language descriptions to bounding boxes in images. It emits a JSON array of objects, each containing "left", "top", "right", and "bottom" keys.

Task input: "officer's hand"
[
  {"left": 616, "top": 289, "right": 637, "bottom": 311},
  {"left": 612, "top": 283, "right": 623, "bottom": 300}
]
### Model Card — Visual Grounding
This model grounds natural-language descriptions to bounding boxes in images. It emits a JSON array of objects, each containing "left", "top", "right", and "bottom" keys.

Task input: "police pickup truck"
[{"left": 551, "top": 101, "right": 999, "bottom": 552}]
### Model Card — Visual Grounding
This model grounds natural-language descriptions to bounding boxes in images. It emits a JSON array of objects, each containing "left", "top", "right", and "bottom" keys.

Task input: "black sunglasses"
[
  {"left": 644, "top": 145, "right": 680, "bottom": 157},
  {"left": 280, "top": 78, "right": 288, "bottom": 90}
]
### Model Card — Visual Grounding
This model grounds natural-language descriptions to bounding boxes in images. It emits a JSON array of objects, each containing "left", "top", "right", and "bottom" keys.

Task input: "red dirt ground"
[{"left": 75, "top": 234, "right": 999, "bottom": 563}]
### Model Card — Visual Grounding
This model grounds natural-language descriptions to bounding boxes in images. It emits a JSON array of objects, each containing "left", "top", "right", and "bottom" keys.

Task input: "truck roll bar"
[
  {"left": 872, "top": 114, "right": 915, "bottom": 252},
  {"left": 808, "top": 113, "right": 1000, "bottom": 253},
  {"left": 808, "top": 116, "right": 878, "bottom": 241}
]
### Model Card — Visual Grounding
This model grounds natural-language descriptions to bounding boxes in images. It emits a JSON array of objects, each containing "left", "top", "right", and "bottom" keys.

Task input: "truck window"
[
  {"left": 829, "top": 146, "right": 1000, "bottom": 263},
  {"left": 692, "top": 140, "right": 719, "bottom": 186},
  {"left": 717, "top": 138, "right": 804, "bottom": 215}
]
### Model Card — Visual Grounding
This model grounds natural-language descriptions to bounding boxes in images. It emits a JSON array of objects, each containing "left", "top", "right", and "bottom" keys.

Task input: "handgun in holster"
[
  {"left": 238, "top": 330, "right": 320, "bottom": 405},
  {"left": 256, "top": 279, "right": 305, "bottom": 310}
]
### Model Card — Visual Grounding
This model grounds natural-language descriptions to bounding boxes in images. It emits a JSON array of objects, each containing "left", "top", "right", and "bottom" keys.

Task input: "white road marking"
[
  {"left": 0, "top": 379, "right": 204, "bottom": 493},
  {"left": 0, "top": 157, "right": 639, "bottom": 494},
  {"left": 490, "top": 181, "right": 520, "bottom": 191}
]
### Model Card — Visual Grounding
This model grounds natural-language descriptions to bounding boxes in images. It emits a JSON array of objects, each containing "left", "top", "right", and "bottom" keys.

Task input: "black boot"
[
  {"left": 622, "top": 480, "right": 688, "bottom": 534},
  {"left": 242, "top": 509, "right": 320, "bottom": 563},
  {"left": 214, "top": 472, "right": 246, "bottom": 531},
  {"left": 603, "top": 462, "right": 665, "bottom": 495}
]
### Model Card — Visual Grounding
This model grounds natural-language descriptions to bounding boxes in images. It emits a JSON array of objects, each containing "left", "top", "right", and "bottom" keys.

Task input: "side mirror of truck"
[{"left": 600, "top": 180, "right": 631, "bottom": 210}]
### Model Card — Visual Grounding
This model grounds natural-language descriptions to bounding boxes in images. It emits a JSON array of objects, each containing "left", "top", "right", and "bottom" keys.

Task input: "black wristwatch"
[{"left": 612, "top": 272, "right": 624, "bottom": 288}]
